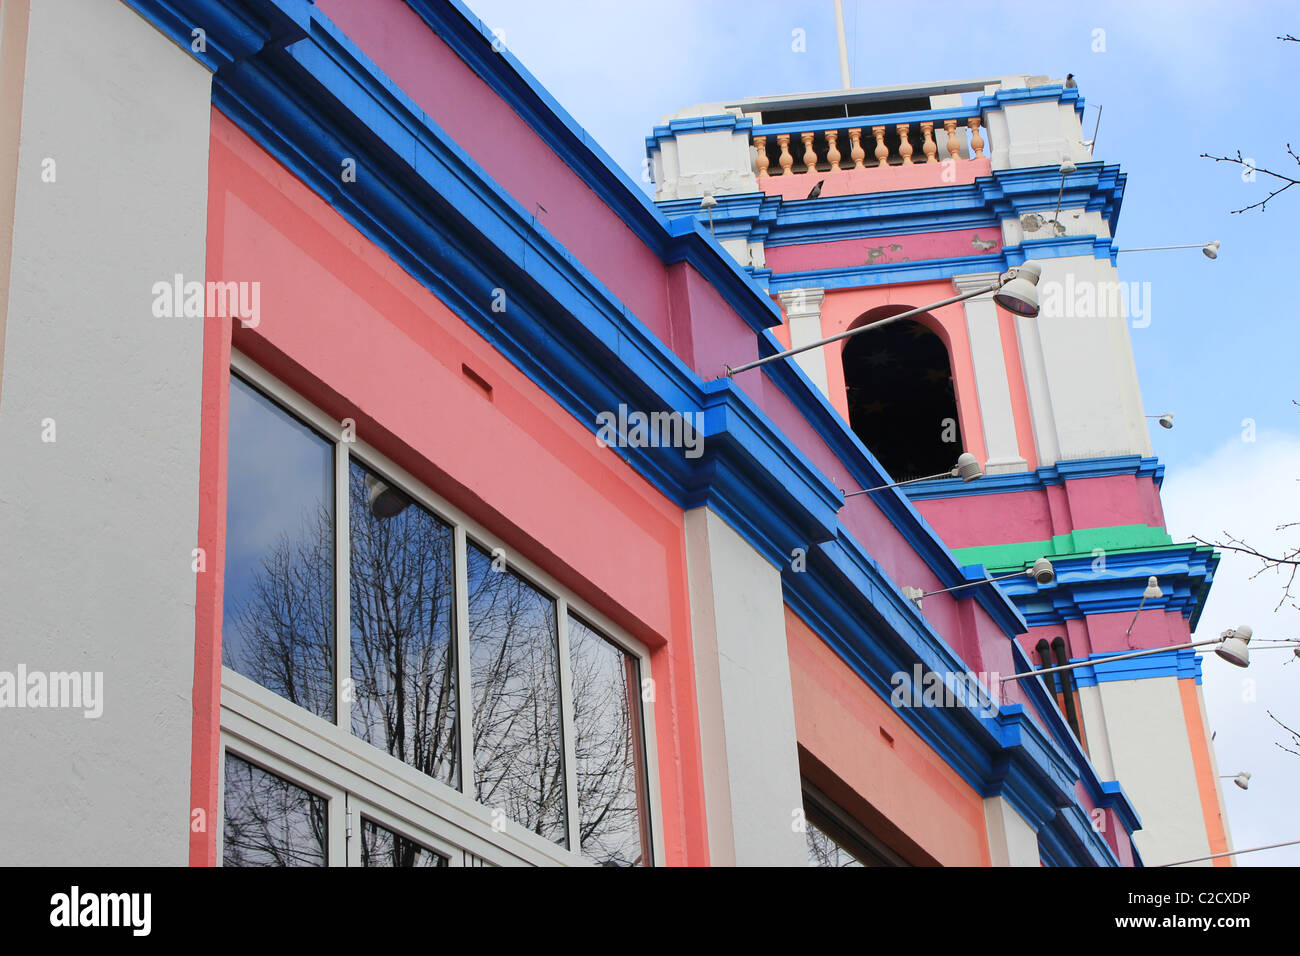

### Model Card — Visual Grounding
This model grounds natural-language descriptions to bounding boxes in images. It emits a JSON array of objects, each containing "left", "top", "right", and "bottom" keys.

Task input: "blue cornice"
[
  {"left": 658, "top": 162, "right": 1124, "bottom": 252},
  {"left": 124, "top": 0, "right": 1137, "bottom": 864},
  {"left": 754, "top": 236, "right": 1113, "bottom": 294},
  {"left": 1071, "top": 648, "right": 1204, "bottom": 688},
  {"left": 645, "top": 113, "right": 753, "bottom": 152},
  {"left": 905, "top": 455, "right": 1165, "bottom": 500},
  {"left": 997, "top": 546, "right": 1219, "bottom": 630}
]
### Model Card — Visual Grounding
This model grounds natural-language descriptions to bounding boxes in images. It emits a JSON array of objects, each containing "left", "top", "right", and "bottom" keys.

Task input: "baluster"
[
  {"left": 825, "top": 130, "right": 842, "bottom": 171},
  {"left": 848, "top": 128, "right": 865, "bottom": 168},
  {"left": 801, "top": 131, "right": 818, "bottom": 174},
  {"left": 944, "top": 119, "right": 961, "bottom": 162},
  {"left": 777, "top": 133, "right": 793, "bottom": 175},
  {"left": 872, "top": 126, "right": 888, "bottom": 168},
  {"left": 897, "top": 124, "right": 913, "bottom": 164},
  {"left": 920, "top": 121, "right": 937, "bottom": 163},
  {"left": 754, "top": 136, "right": 769, "bottom": 178},
  {"left": 967, "top": 117, "right": 984, "bottom": 158}
]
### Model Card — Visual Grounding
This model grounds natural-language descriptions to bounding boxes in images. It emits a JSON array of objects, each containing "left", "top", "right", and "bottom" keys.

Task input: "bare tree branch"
[{"left": 1199, "top": 147, "right": 1300, "bottom": 213}]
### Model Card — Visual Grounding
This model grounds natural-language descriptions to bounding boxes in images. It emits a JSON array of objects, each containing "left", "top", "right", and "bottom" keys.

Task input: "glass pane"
[
  {"left": 466, "top": 542, "right": 567, "bottom": 847},
  {"left": 805, "top": 816, "right": 864, "bottom": 867},
  {"left": 223, "top": 753, "right": 327, "bottom": 867},
  {"left": 223, "top": 375, "right": 335, "bottom": 721},
  {"left": 568, "top": 616, "right": 651, "bottom": 866},
  {"left": 349, "top": 459, "right": 459, "bottom": 788},
  {"left": 360, "top": 818, "right": 448, "bottom": 867}
]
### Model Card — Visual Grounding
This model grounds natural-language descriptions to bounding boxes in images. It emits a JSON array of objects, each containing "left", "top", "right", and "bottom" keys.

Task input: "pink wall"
[
  {"left": 316, "top": 0, "right": 671, "bottom": 350},
  {"left": 786, "top": 606, "right": 991, "bottom": 866},
  {"left": 198, "top": 109, "right": 711, "bottom": 865},
  {"left": 765, "top": 227, "right": 1002, "bottom": 275},
  {"left": 759, "top": 158, "right": 993, "bottom": 200},
  {"left": 916, "top": 473, "right": 1168, "bottom": 551}
]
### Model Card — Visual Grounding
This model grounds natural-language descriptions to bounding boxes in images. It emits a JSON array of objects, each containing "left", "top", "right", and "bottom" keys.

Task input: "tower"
[{"left": 647, "top": 74, "right": 1230, "bottom": 865}]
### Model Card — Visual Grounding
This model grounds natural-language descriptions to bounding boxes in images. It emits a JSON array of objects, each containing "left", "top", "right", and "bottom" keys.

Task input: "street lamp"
[
  {"left": 904, "top": 557, "right": 1054, "bottom": 609},
  {"left": 843, "top": 453, "right": 982, "bottom": 499},
  {"left": 724, "top": 262, "right": 1043, "bottom": 377},
  {"left": 1126, "top": 576, "right": 1163, "bottom": 636},
  {"left": 1116, "top": 240, "right": 1219, "bottom": 259},
  {"left": 999, "top": 626, "right": 1263, "bottom": 688},
  {"left": 1220, "top": 771, "right": 1251, "bottom": 791},
  {"left": 1146, "top": 413, "right": 1174, "bottom": 429}
]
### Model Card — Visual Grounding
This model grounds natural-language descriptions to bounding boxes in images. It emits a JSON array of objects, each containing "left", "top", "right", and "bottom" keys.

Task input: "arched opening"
[{"left": 842, "top": 311, "right": 961, "bottom": 481}]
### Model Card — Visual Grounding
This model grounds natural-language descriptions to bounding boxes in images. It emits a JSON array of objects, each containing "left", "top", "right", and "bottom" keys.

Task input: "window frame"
[{"left": 222, "top": 351, "right": 664, "bottom": 866}]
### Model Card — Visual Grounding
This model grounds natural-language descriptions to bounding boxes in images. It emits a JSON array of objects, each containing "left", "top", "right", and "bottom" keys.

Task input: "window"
[
  {"left": 349, "top": 457, "right": 459, "bottom": 790},
  {"left": 360, "top": 819, "right": 448, "bottom": 868},
  {"left": 221, "top": 355, "right": 660, "bottom": 866},
  {"left": 223, "top": 375, "right": 335, "bottom": 722},
  {"left": 802, "top": 784, "right": 907, "bottom": 867},
  {"left": 842, "top": 311, "right": 962, "bottom": 481},
  {"left": 569, "top": 615, "right": 652, "bottom": 866},
  {"left": 222, "top": 753, "right": 328, "bottom": 867},
  {"left": 467, "top": 541, "right": 568, "bottom": 845}
]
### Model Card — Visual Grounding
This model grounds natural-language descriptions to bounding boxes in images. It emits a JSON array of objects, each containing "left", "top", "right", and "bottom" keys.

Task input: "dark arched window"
[{"left": 842, "top": 312, "right": 961, "bottom": 481}]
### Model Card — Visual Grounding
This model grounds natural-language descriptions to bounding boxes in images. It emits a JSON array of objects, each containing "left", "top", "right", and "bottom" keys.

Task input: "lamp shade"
[
  {"left": 994, "top": 277, "right": 1040, "bottom": 316},
  {"left": 1215, "top": 636, "right": 1250, "bottom": 668},
  {"left": 954, "top": 453, "right": 983, "bottom": 482},
  {"left": 1202, "top": 240, "right": 1219, "bottom": 260},
  {"left": 1031, "top": 557, "right": 1055, "bottom": 585},
  {"left": 1059, "top": 159, "right": 1077, "bottom": 176},
  {"left": 1143, "top": 577, "right": 1163, "bottom": 600},
  {"left": 1233, "top": 772, "right": 1251, "bottom": 790},
  {"left": 993, "top": 262, "right": 1042, "bottom": 317},
  {"left": 365, "top": 473, "right": 412, "bottom": 519}
]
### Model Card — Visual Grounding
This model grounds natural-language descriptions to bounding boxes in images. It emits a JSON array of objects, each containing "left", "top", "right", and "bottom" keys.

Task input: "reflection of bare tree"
[
  {"left": 805, "top": 821, "right": 862, "bottom": 868},
  {"left": 349, "top": 464, "right": 458, "bottom": 789},
  {"left": 224, "top": 504, "right": 336, "bottom": 722},
  {"left": 568, "top": 619, "right": 649, "bottom": 865},
  {"left": 224, "top": 469, "right": 649, "bottom": 865},
  {"left": 360, "top": 818, "right": 446, "bottom": 868},
  {"left": 467, "top": 544, "right": 568, "bottom": 845},
  {"left": 223, "top": 754, "right": 327, "bottom": 867}
]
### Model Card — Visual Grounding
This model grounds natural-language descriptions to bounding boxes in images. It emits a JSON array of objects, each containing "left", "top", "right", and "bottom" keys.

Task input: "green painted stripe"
[{"left": 952, "top": 524, "right": 1190, "bottom": 571}]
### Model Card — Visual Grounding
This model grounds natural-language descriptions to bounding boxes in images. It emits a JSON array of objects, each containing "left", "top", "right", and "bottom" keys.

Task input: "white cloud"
[{"left": 1162, "top": 431, "right": 1300, "bottom": 865}]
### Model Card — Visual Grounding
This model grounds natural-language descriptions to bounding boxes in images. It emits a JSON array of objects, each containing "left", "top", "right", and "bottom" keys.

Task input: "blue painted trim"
[
  {"left": 654, "top": 164, "right": 1125, "bottom": 261},
  {"left": 644, "top": 113, "right": 753, "bottom": 152},
  {"left": 995, "top": 546, "right": 1219, "bottom": 630},
  {"left": 905, "top": 455, "right": 1165, "bottom": 499},
  {"left": 1071, "top": 648, "right": 1204, "bottom": 688}
]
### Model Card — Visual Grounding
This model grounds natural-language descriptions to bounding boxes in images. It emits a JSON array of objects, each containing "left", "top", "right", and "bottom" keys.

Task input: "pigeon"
[
  {"left": 806, "top": 179, "right": 824, "bottom": 200},
  {"left": 1064, "top": 73, "right": 1077, "bottom": 89}
]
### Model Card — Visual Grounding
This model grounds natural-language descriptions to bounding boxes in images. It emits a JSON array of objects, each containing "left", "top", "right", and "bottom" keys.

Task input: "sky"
[{"left": 462, "top": 0, "right": 1300, "bottom": 864}]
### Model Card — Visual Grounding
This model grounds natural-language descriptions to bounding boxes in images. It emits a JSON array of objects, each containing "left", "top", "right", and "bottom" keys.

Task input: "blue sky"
[{"left": 463, "top": 0, "right": 1300, "bottom": 864}]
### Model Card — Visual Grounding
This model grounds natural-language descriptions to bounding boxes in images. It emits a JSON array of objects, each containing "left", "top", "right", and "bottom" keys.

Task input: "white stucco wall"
[
  {"left": 1098, "top": 676, "right": 1213, "bottom": 866},
  {"left": 983, "top": 795, "right": 1040, "bottom": 866},
  {"left": 684, "top": 507, "right": 806, "bottom": 866},
  {"left": 0, "top": 0, "right": 211, "bottom": 864}
]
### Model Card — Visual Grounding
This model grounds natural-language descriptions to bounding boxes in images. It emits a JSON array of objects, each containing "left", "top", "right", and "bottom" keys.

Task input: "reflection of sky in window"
[
  {"left": 568, "top": 616, "right": 650, "bottom": 866},
  {"left": 222, "top": 376, "right": 333, "bottom": 677},
  {"left": 466, "top": 542, "right": 568, "bottom": 846}
]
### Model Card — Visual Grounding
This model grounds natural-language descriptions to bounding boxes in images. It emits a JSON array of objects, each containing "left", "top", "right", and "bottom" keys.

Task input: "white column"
[
  {"left": 777, "top": 287, "right": 830, "bottom": 398},
  {"left": 684, "top": 507, "right": 806, "bottom": 866},
  {"left": 983, "top": 796, "right": 1041, "bottom": 866},
  {"left": 1098, "top": 677, "right": 1213, "bottom": 866},
  {"left": 953, "top": 273, "right": 1028, "bottom": 474},
  {"left": 0, "top": 0, "right": 212, "bottom": 864}
]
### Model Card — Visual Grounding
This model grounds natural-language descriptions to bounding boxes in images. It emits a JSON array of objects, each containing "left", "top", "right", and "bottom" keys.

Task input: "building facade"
[{"left": 0, "top": 0, "right": 1226, "bottom": 866}]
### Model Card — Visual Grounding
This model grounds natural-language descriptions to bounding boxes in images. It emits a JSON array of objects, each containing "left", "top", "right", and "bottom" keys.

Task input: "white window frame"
[{"left": 222, "top": 350, "right": 665, "bottom": 867}]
